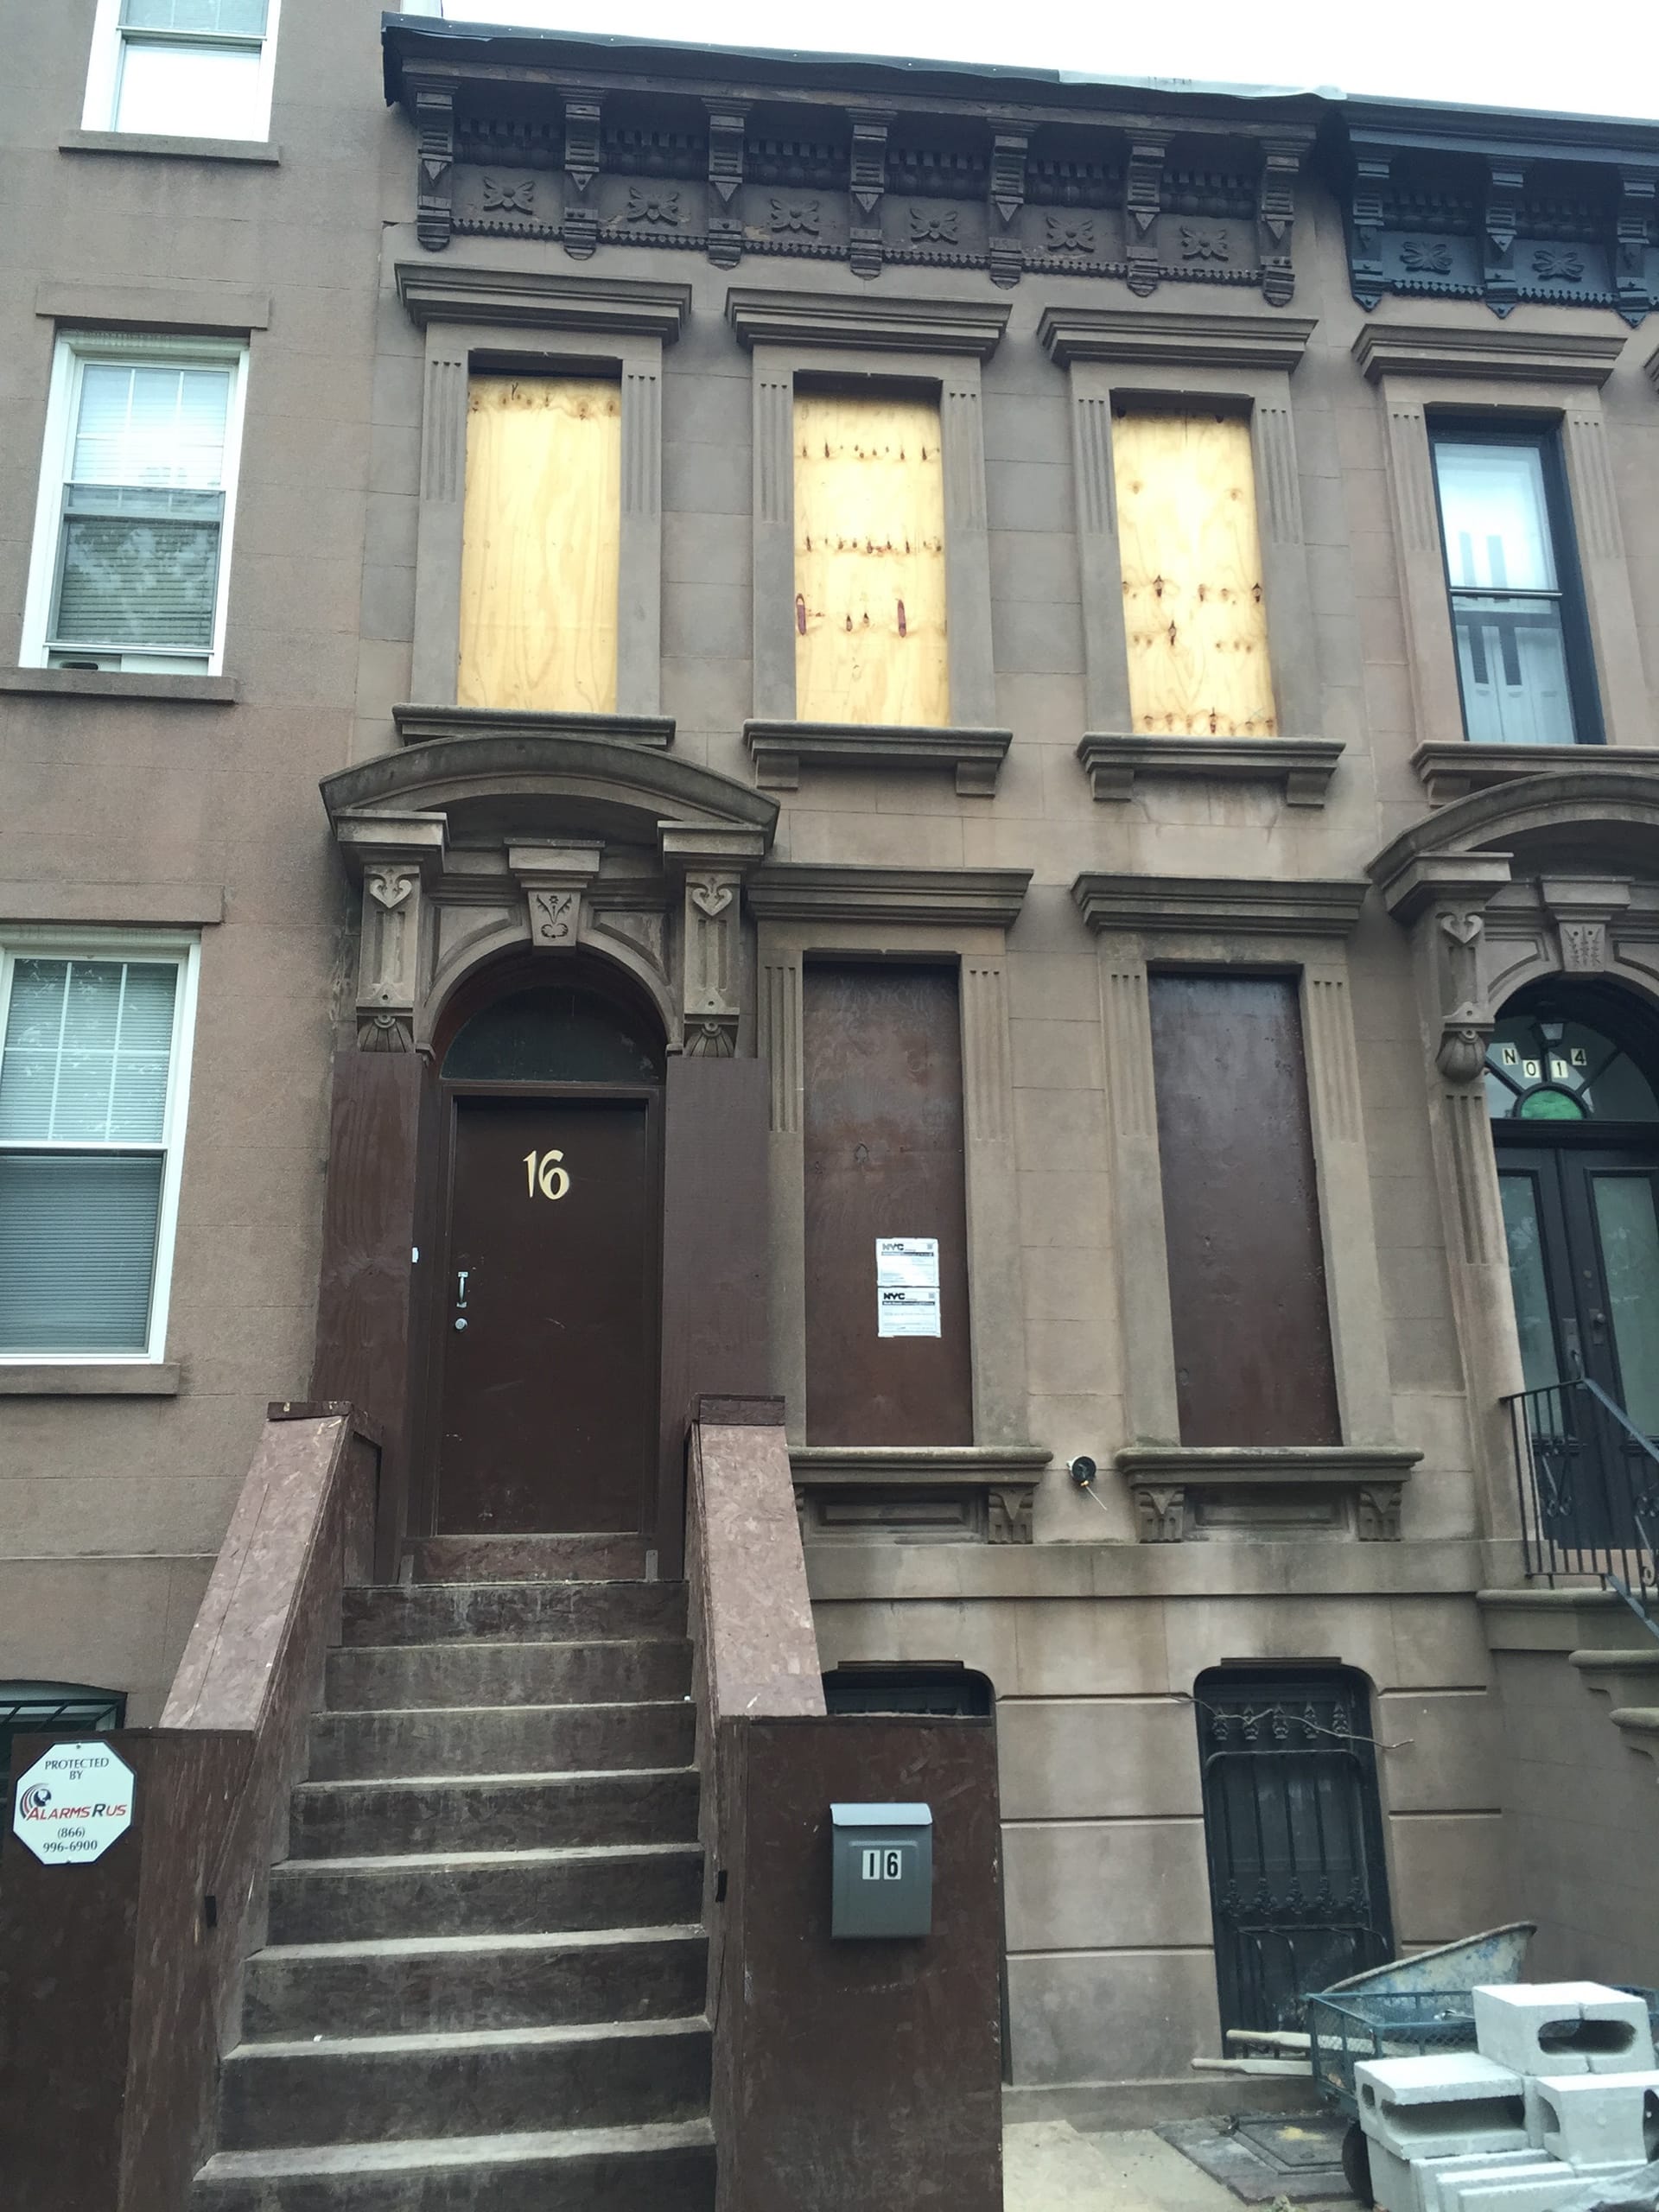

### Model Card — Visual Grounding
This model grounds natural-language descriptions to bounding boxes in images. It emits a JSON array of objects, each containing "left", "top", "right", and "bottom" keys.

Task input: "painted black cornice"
[
  {"left": 381, "top": 14, "right": 1317, "bottom": 300},
  {"left": 1318, "top": 99, "right": 1659, "bottom": 325}
]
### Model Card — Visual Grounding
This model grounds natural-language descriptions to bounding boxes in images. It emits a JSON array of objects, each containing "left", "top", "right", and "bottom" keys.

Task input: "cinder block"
[
  {"left": 1416, "top": 2152, "right": 1570, "bottom": 2212},
  {"left": 1474, "top": 1986, "right": 1656, "bottom": 2079},
  {"left": 1524, "top": 2074, "right": 1659, "bottom": 2168},
  {"left": 1365, "top": 2138, "right": 1416, "bottom": 2212},
  {"left": 1440, "top": 2164, "right": 1577, "bottom": 2212},
  {"left": 1357, "top": 2055, "right": 1529, "bottom": 2162}
]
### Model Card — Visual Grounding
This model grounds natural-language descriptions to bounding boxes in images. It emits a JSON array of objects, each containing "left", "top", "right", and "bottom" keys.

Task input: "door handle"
[{"left": 454, "top": 1268, "right": 470, "bottom": 1331}]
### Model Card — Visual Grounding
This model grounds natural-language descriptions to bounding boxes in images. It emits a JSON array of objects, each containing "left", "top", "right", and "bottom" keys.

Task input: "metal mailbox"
[{"left": 830, "top": 1802, "right": 933, "bottom": 1938}]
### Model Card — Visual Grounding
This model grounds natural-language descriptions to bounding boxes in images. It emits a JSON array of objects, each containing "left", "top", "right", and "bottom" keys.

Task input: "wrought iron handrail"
[{"left": 1503, "top": 1372, "right": 1659, "bottom": 1642}]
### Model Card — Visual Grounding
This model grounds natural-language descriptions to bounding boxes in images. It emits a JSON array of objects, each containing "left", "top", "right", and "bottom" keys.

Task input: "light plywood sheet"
[
  {"left": 1112, "top": 410, "right": 1277, "bottom": 740},
  {"left": 459, "top": 375, "right": 620, "bottom": 715},
  {"left": 794, "top": 391, "right": 948, "bottom": 728}
]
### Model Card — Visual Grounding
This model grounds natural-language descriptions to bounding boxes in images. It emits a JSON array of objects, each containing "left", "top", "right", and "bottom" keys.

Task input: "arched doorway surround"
[
  {"left": 1370, "top": 766, "right": 1659, "bottom": 1545},
  {"left": 312, "top": 725, "right": 779, "bottom": 1572}
]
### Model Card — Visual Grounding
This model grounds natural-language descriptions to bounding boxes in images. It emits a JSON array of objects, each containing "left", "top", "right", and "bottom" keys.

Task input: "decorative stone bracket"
[
  {"left": 1374, "top": 852, "right": 1514, "bottom": 1084},
  {"left": 660, "top": 823, "right": 768, "bottom": 1057},
  {"left": 1116, "top": 1446, "right": 1421, "bottom": 1542},
  {"left": 335, "top": 810, "right": 448, "bottom": 1052},
  {"left": 509, "top": 841, "right": 603, "bottom": 951},
  {"left": 1541, "top": 875, "right": 1631, "bottom": 978}
]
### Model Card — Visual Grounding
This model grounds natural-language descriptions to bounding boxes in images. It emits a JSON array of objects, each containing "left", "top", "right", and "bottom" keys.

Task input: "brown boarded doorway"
[
  {"left": 431, "top": 981, "right": 663, "bottom": 1536},
  {"left": 803, "top": 963, "right": 973, "bottom": 1446}
]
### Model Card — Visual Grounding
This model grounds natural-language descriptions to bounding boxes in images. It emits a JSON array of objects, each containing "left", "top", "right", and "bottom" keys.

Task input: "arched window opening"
[
  {"left": 1486, "top": 1009, "right": 1659, "bottom": 1125},
  {"left": 441, "top": 983, "right": 663, "bottom": 1086}
]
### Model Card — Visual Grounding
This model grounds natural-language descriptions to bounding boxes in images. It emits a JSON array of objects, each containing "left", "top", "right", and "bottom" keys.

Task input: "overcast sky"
[{"left": 436, "top": 0, "right": 1656, "bottom": 123}]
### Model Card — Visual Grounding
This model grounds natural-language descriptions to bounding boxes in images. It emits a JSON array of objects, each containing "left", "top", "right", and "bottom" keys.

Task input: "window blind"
[
  {"left": 0, "top": 1154, "right": 165, "bottom": 1354},
  {"left": 52, "top": 365, "right": 231, "bottom": 656},
  {"left": 120, "top": 0, "right": 267, "bottom": 35}
]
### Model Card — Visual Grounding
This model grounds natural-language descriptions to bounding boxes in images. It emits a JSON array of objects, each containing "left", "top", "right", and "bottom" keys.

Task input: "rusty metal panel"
[
  {"left": 1147, "top": 973, "right": 1340, "bottom": 1446},
  {"left": 802, "top": 964, "right": 973, "bottom": 1446},
  {"left": 435, "top": 1094, "right": 658, "bottom": 1533}
]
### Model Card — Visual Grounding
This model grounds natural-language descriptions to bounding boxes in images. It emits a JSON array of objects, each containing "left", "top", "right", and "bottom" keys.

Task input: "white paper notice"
[
  {"left": 876, "top": 1237, "right": 942, "bottom": 1337},
  {"left": 879, "top": 1286, "right": 942, "bottom": 1338},
  {"left": 876, "top": 1237, "right": 939, "bottom": 1289}
]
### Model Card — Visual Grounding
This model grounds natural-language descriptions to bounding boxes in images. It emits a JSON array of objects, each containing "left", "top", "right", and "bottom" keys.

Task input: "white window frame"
[
  {"left": 81, "top": 0, "right": 283, "bottom": 143},
  {"left": 0, "top": 930, "right": 200, "bottom": 1367},
  {"left": 20, "top": 332, "right": 250, "bottom": 677}
]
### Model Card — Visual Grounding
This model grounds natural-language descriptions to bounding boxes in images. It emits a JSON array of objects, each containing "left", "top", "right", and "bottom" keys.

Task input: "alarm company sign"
[{"left": 11, "top": 1739, "right": 135, "bottom": 1866}]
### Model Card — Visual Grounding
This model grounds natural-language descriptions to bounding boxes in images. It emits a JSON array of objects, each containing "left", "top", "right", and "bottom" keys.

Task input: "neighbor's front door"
[{"left": 435, "top": 1093, "right": 657, "bottom": 1535}]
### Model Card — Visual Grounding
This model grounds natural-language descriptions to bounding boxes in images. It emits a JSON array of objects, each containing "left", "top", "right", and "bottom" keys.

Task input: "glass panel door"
[{"left": 1587, "top": 1172, "right": 1659, "bottom": 1435}]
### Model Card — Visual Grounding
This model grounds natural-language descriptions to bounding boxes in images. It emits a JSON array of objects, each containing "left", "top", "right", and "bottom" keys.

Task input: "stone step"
[
  {"left": 288, "top": 1766, "right": 699, "bottom": 1859},
  {"left": 217, "top": 2018, "right": 711, "bottom": 2152},
  {"left": 244, "top": 1926, "right": 707, "bottom": 2040},
  {"left": 409, "top": 1534, "right": 649, "bottom": 1584},
  {"left": 326, "top": 1637, "right": 691, "bottom": 1713},
  {"left": 343, "top": 1580, "right": 686, "bottom": 1649},
  {"left": 308, "top": 1700, "right": 695, "bottom": 1783},
  {"left": 269, "top": 1843, "right": 704, "bottom": 1945},
  {"left": 193, "top": 2118, "right": 716, "bottom": 2211}
]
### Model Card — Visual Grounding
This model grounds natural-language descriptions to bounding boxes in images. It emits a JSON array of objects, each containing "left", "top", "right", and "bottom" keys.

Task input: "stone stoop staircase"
[{"left": 192, "top": 1535, "right": 715, "bottom": 2212}]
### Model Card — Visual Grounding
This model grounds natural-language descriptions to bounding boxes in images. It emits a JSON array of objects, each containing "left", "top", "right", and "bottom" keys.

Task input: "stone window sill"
[
  {"left": 0, "top": 669, "right": 237, "bottom": 704},
  {"left": 60, "top": 130, "right": 280, "bottom": 164},
  {"left": 791, "top": 1446, "right": 1051, "bottom": 1546},
  {"left": 0, "top": 1363, "right": 181, "bottom": 1396},
  {"left": 1079, "top": 734, "right": 1344, "bottom": 806},
  {"left": 746, "top": 720, "right": 1012, "bottom": 796},
  {"left": 1412, "top": 741, "right": 1659, "bottom": 807},
  {"left": 1115, "top": 1445, "right": 1421, "bottom": 1542}
]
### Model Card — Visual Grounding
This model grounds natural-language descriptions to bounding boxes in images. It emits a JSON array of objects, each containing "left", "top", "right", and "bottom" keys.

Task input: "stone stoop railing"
[
  {"left": 684, "top": 1395, "right": 1004, "bottom": 2212},
  {"left": 0, "top": 1403, "right": 380, "bottom": 2212}
]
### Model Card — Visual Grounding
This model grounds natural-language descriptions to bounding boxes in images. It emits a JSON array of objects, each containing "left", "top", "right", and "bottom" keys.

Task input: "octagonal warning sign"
[{"left": 11, "top": 1740, "right": 134, "bottom": 1866}]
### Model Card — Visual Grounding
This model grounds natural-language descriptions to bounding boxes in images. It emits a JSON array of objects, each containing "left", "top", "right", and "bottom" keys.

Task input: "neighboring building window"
[
  {"left": 83, "top": 0, "right": 280, "bottom": 143},
  {"left": 794, "top": 390, "right": 949, "bottom": 727},
  {"left": 1110, "top": 407, "right": 1276, "bottom": 741},
  {"left": 22, "top": 336, "right": 248, "bottom": 676},
  {"left": 1429, "top": 426, "right": 1599, "bottom": 747},
  {"left": 0, "top": 941, "right": 199, "bottom": 1361},
  {"left": 0, "top": 1683, "right": 126, "bottom": 1803},
  {"left": 458, "top": 376, "right": 622, "bottom": 715}
]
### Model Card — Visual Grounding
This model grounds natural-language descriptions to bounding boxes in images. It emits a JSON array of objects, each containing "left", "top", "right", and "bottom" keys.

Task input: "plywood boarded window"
[
  {"left": 794, "top": 391, "right": 948, "bottom": 728},
  {"left": 458, "top": 375, "right": 620, "bottom": 715},
  {"left": 803, "top": 963, "right": 973, "bottom": 1447},
  {"left": 1112, "top": 410, "right": 1276, "bottom": 739},
  {"left": 1147, "top": 973, "right": 1340, "bottom": 1447}
]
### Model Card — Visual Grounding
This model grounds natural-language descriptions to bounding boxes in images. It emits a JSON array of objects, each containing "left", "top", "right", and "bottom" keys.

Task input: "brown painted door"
[
  {"left": 1148, "top": 973, "right": 1341, "bottom": 1447},
  {"left": 435, "top": 1094, "right": 656, "bottom": 1534},
  {"left": 803, "top": 964, "right": 973, "bottom": 1446}
]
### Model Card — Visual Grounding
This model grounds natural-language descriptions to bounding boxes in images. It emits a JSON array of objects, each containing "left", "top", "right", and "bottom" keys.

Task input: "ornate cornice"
[
  {"left": 1116, "top": 1446, "right": 1420, "bottom": 1544},
  {"left": 1353, "top": 322, "right": 1628, "bottom": 385},
  {"left": 747, "top": 864, "right": 1032, "bottom": 929},
  {"left": 1039, "top": 307, "right": 1315, "bottom": 370},
  {"left": 395, "top": 263, "right": 691, "bottom": 340},
  {"left": 1071, "top": 873, "right": 1369, "bottom": 937},
  {"left": 726, "top": 290, "right": 1010, "bottom": 359},
  {"left": 383, "top": 20, "right": 1314, "bottom": 302}
]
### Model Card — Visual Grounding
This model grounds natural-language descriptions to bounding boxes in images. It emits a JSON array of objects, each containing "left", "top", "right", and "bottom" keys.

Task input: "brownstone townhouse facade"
[{"left": 5, "top": 0, "right": 1659, "bottom": 2183}]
